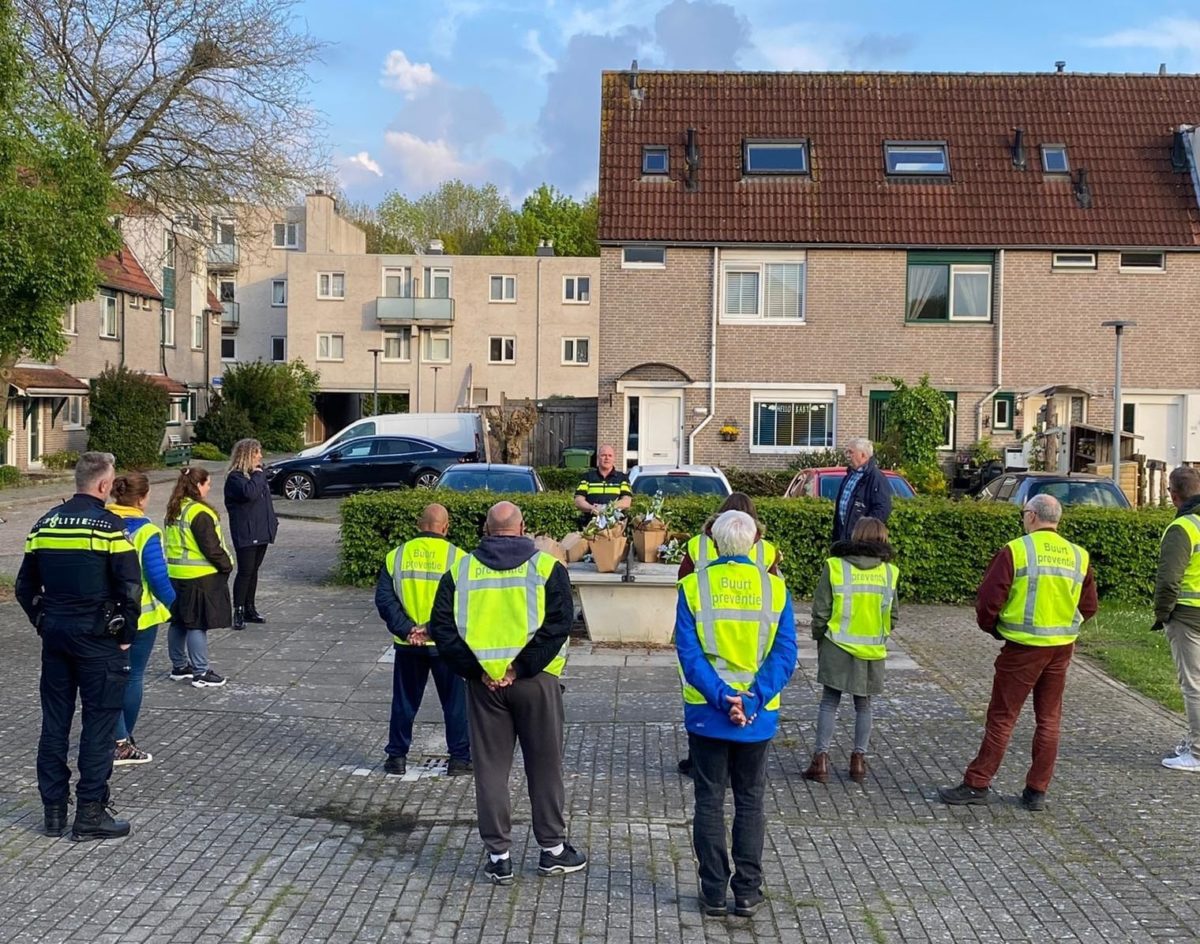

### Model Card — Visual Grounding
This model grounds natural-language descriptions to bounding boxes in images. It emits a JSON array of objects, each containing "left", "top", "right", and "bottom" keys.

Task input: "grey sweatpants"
[
  {"left": 466, "top": 672, "right": 567, "bottom": 854},
  {"left": 1166, "top": 620, "right": 1200, "bottom": 744}
]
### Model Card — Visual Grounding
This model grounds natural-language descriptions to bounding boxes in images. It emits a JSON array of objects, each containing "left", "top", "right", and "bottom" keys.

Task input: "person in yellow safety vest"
[
  {"left": 1153, "top": 465, "right": 1200, "bottom": 772},
  {"left": 676, "top": 492, "right": 782, "bottom": 780},
  {"left": 675, "top": 510, "right": 797, "bottom": 919},
  {"left": 803, "top": 517, "right": 897, "bottom": 786},
  {"left": 374, "top": 503, "right": 471, "bottom": 778},
  {"left": 939, "top": 493, "right": 1098, "bottom": 812},
  {"left": 428, "top": 501, "right": 586, "bottom": 886},
  {"left": 164, "top": 467, "right": 233, "bottom": 690},
  {"left": 108, "top": 472, "right": 176, "bottom": 767},
  {"left": 573, "top": 444, "right": 632, "bottom": 527}
]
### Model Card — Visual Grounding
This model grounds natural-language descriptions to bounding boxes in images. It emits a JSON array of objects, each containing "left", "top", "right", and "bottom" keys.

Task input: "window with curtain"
[
  {"left": 752, "top": 400, "right": 833, "bottom": 449},
  {"left": 906, "top": 252, "right": 993, "bottom": 322},
  {"left": 722, "top": 258, "right": 805, "bottom": 321}
]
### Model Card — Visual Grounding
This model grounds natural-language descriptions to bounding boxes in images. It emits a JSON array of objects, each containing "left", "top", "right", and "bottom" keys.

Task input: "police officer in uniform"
[
  {"left": 428, "top": 501, "right": 585, "bottom": 885},
  {"left": 16, "top": 452, "right": 141, "bottom": 840},
  {"left": 573, "top": 444, "right": 631, "bottom": 527},
  {"left": 939, "top": 493, "right": 1098, "bottom": 811},
  {"left": 675, "top": 510, "right": 797, "bottom": 918},
  {"left": 375, "top": 503, "right": 471, "bottom": 777}
]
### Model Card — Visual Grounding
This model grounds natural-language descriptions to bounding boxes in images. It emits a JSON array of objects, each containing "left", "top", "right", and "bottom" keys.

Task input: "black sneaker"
[
  {"left": 701, "top": 897, "right": 727, "bottom": 917},
  {"left": 734, "top": 893, "right": 764, "bottom": 917},
  {"left": 447, "top": 758, "right": 473, "bottom": 777},
  {"left": 383, "top": 756, "right": 406, "bottom": 776},
  {"left": 191, "top": 670, "right": 226, "bottom": 689},
  {"left": 169, "top": 664, "right": 195, "bottom": 681},
  {"left": 1020, "top": 787, "right": 1047, "bottom": 812},
  {"left": 538, "top": 843, "right": 587, "bottom": 876},
  {"left": 937, "top": 783, "right": 991, "bottom": 806},
  {"left": 484, "top": 856, "right": 514, "bottom": 885}
]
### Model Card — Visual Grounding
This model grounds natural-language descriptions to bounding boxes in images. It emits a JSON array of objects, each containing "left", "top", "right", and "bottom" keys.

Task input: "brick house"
[{"left": 596, "top": 70, "right": 1200, "bottom": 473}]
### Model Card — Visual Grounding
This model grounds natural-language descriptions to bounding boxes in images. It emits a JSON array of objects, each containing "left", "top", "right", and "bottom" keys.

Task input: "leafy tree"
[
  {"left": 377, "top": 180, "right": 509, "bottom": 255},
  {"left": 338, "top": 198, "right": 408, "bottom": 254},
  {"left": 193, "top": 395, "right": 256, "bottom": 454},
  {"left": 0, "top": 0, "right": 120, "bottom": 455},
  {"left": 87, "top": 366, "right": 170, "bottom": 469},
  {"left": 484, "top": 186, "right": 599, "bottom": 257},
  {"left": 219, "top": 359, "right": 319, "bottom": 452},
  {"left": 875, "top": 374, "right": 952, "bottom": 495}
]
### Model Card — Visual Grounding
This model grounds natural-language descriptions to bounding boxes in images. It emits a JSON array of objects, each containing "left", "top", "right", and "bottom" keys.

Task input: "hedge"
[
  {"left": 0, "top": 465, "right": 20, "bottom": 489},
  {"left": 339, "top": 491, "right": 1174, "bottom": 605}
]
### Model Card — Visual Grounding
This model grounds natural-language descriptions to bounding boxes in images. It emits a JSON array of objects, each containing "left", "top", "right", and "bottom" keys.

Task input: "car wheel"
[
  {"left": 283, "top": 472, "right": 316, "bottom": 501},
  {"left": 414, "top": 470, "right": 440, "bottom": 489}
]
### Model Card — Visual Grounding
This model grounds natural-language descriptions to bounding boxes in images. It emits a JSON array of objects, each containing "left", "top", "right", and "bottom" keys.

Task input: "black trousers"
[
  {"left": 232, "top": 544, "right": 268, "bottom": 611},
  {"left": 37, "top": 621, "right": 128, "bottom": 805},
  {"left": 386, "top": 646, "right": 470, "bottom": 761},
  {"left": 689, "top": 732, "right": 770, "bottom": 903}
]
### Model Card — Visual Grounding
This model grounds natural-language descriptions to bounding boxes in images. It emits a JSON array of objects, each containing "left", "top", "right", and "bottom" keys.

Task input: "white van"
[{"left": 298, "top": 412, "right": 488, "bottom": 459}]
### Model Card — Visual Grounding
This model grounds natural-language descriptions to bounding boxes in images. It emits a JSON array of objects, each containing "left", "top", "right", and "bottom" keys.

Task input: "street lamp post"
[
  {"left": 1100, "top": 320, "right": 1136, "bottom": 489},
  {"left": 430, "top": 365, "right": 442, "bottom": 412},
  {"left": 367, "top": 348, "right": 383, "bottom": 417}
]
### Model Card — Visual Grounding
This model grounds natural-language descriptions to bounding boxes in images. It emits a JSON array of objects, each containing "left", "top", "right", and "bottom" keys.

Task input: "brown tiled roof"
[
  {"left": 97, "top": 243, "right": 163, "bottom": 299},
  {"left": 142, "top": 373, "right": 188, "bottom": 396},
  {"left": 206, "top": 289, "right": 224, "bottom": 313},
  {"left": 6, "top": 365, "right": 89, "bottom": 396},
  {"left": 598, "top": 72, "right": 1200, "bottom": 247}
]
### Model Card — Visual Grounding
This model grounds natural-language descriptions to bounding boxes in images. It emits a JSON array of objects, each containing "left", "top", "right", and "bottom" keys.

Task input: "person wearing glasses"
[{"left": 938, "top": 494, "right": 1097, "bottom": 812}]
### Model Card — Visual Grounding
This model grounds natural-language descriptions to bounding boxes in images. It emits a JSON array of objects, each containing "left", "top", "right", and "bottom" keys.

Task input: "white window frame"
[
  {"left": 62, "top": 304, "right": 77, "bottom": 335},
  {"left": 220, "top": 337, "right": 237, "bottom": 362},
  {"left": 382, "top": 266, "right": 411, "bottom": 298},
  {"left": 317, "top": 272, "right": 346, "bottom": 299},
  {"left": 270, "top": 336, "right": 286, "bottom": 362},
  {"left": 164, "top": 231, "right": 176, "bottom": 269},
  {"left": 939, "top": 394, "right": 958, "bottom": 450},
  {"left": 63, "top": 395, "right": 84, "bottom": 430},
  {"left": 641, "top": 146, "right": 669, "bottom": 175},
  {"left": 271, "top": 279, "right": 287, "bottom": 306},
  {"left": 161, "top": 308, "right": 175, "bottom": 347},
  {"left": 1052, "top": 252, "right": 1097, "bottom": 270},
  {"left": 218, "top": 278, "right": 236, "bottom": 305},
  {"left": 749, "top": 393, "right": 837, "bottom": 454},
  {"left": 381, "top": 327, "right": 412, "bottom": 362},
  {"left": 488, "top": 336, "right": 516, "bottom": 364},
  {"left": 947, "top": 265, "right": 992, "bottom": 321},
  {"left": 100, "top": 292, "right": 119, "bottom": 338},
  {"left": 191, "top": 311, "right": 204, "bottom": 350},
  {"left": 1041, "top": 144, "right": 1070, "bottom": 174},
  {"left": 489, "top": 275, "right": 517, "bottom": 303},
  {"left": 563, "top": 276, "right": 591, "bottom": 304},
  {"left": 1118, "top": 251, "right": 1165, "bottom": 273},
  {"left": 562, "top": 337, "right": 590, "bottom": 365},
  {"left": 180, "top": 392, "right": 197, "bottom": 423},
  {"left": 744, "top": 139, "right": 810, "bottom": 175},
  {"left": 719, "top": 253, "right": 807, "bottom": 324},
  {"left": 622, "top": 246, "right": 666, "bottom": 269},
  {"left": 272, "top": 221, "right": 299, "bottom": 248},
  {"left": 992, "top": 396, "right": 1013, "bottom": 432},
  {"left": 317, "top": 333, "right": 344, "bottom": 361},
  {"left": 885, "top": 141, "right": 950, "bottom": 176},
  {"left": 425, "top": 266, "right": 452, "bottom": 299},
  {"left": 424, "top": 329, "right": 451, "bottom": 363}
]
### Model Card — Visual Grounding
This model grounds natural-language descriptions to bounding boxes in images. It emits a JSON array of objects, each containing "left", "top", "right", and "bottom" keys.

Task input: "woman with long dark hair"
[
  {"left": 107, "top": 472, "right": 175, "bottom": 764},
  {"left": 224, "top": 438, "right": 278, "bottom": 630},
  {"left": 164, "top": 467, "right": 233, "bottom": 688}
]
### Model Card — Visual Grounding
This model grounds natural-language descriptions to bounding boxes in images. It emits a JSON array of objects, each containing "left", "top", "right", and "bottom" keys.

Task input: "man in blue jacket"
[
  {"left": 676, "top": 510, "right": 797, "bottom": 918},
  {"left": 831, "top": 438, "right": 892, "bottom": 544}
]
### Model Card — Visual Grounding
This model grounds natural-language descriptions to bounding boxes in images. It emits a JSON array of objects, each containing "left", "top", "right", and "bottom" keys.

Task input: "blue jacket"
[
  {"left": 675, "top": 554, "right": 797, "bottom": 742},
  {"left": 112, "top": 508, "right": 177, "bottom": 611},
  {"left": 832, "top": 458, "right": 892, "bottom": 543},
  {"left": 224, "top": 469, "right": 279, "bottom": 549}
]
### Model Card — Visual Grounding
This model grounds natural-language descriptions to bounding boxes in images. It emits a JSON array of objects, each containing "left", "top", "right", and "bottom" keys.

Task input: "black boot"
[
  {"left": 43, "top": 803, "right": 68, "bottom": 837},
  {"left": 232, "top": 605, "right": 245, "bottom": 631},
  {"left": 244, "top": 608, "right": 266, "bottom": 624},
  {"left": 71, "top": 800, "right": 131, "bottom": 842}
]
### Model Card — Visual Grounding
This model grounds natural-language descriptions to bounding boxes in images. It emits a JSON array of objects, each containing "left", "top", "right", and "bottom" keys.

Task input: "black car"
[
  {"left": 435, "top": 463, "right": 546, "bottom": 493},
  {"left": 976, "top": 471, "right": 1132, "bottom": 509},
  {"left": 266, "top": 436, "right": 473, "bottom": 501}
]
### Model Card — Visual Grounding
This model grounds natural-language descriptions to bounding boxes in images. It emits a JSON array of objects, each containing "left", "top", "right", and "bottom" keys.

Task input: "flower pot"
[{"left": 720, "top": 431, "right": 738, "bottom": 442}]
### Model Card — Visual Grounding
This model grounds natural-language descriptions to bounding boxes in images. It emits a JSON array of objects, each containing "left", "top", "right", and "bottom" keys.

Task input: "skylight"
[
  {"left": 1041, "top": 144, "right": 1070, "bottom": 174},
  {"left": 743, "top": 140, "right": 809, "bottom": 175},
  {"left": 885, "top": 142, "right": 950, "bottom": 176}
]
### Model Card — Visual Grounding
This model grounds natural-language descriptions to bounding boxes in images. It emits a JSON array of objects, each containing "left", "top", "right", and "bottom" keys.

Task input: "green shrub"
[
  {"left": 219, "top": 359, "right": 319, "bottom": 452},
  {"left": 194, "top": 396, "right": 256, "bottom": 454},
  {"left": 191, "top": 442, "right": 227, "bottom": 461},
  {"left": 786, "top": 449, "right": 845, "bottom": 470},
  {"left": 87, "top": 366, "right": 170, "bottom": 470},
  {"left": 41, "top": 450, "right": 79, "bottom": 471},
  {"left": 339, "top": 491, "right": 1175, "bottom": 605},
  {"left": 724, "top": 469, "right": 796, "bottom": 497},
  {"left": 537, "top": 467, "right": 582, "bottom": 492},
  {"left": 0, "top": 465, "right": 20, "bottom": 488}
]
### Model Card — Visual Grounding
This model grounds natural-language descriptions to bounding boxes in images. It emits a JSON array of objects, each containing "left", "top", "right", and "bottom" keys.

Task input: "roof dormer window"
[
  {"left": 743, "top": 139, "right": 809, "bottom": 175},
  {"left": 642, "top": 146, "right": 669, "bottom": 175},
  {"left": 1041, "top": 144, "right": 1070, "bottom": 174},
  {"left": 885, "top": 141, "right": 949, "bottom": 176}
]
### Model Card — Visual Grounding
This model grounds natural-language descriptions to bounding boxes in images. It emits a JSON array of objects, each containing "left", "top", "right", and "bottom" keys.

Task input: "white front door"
[
  {"left": 27, "top": 401, "right": 42, "bottom": 468},
  {"left": 1129, "top": 398, "right": 1183, "bottom": 469},
  {"left": 639, "top": 395, "right": 681, "bottom": 465}
]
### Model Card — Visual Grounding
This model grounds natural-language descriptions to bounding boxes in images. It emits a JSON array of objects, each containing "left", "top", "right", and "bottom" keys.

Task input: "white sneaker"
[{"left": 1161, "top": 749, "right": 1200, "bottom": 772}]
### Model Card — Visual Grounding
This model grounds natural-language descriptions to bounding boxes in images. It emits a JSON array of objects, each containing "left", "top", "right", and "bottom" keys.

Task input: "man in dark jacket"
[
  {"left": 429, "top": 501, "right": 585, "bottom": 885},
  {"left": 16, "top": 451, "right": 142, "bottom": 841},
  {"left": 1153, "top": 465, "right": 1200, "bottom": 772},
  {"left": 831, "top": 438, "right": 892, "bottom": 544}
]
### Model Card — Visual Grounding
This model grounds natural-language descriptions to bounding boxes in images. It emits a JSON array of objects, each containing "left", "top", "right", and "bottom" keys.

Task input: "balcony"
[
  {"left": 376, "top": 296, "right": 455, "bottom": 324},
  {"left": 221, "top": 300, "right": 240, "bottom": 332},
  {"left": 207, "top": 242, "right": 240, "bottom": 269}
]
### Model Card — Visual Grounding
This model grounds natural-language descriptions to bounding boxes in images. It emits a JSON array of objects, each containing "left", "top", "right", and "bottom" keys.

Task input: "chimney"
[
  {"left": 1159, "top": 63, "right": 1168, "bottom": 75},
  {"left": 1011, "top": 128, "right": 1026, "bottom": 169},
  {"left": 535, "top": 238, "right": 555, "bottom": 257},
  {"left": 685, "top": 128, "right": 700, "bottom": 192},
  {"left": 1055, "top": 60, "right": 1066, "bottom": 73},
  {"left": 1073, "top": 167, "right": 1092, "bottom": 209},
  {"left": 427, "top": 239, "right": 444, "bottom": 255}
]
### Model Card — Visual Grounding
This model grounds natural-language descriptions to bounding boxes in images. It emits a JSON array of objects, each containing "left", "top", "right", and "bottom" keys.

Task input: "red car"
[{"left": 783, "top": 467, "right": 916, "bottom": 500}]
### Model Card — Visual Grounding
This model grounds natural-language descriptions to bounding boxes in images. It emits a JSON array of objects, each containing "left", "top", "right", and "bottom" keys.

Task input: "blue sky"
[{"left": 296, "top": 0, "right": 1200, "bottom": 205}]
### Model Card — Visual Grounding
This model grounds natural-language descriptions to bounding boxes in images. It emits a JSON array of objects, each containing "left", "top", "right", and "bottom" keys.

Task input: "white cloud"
[
  {"left": 381, "top": 50, "right": 436, "bottom": 97},
  {"left": 344, "top": 151, "right": 383, "bottom": 177},
  {"left": 523, "top": 29, "right": 556, "bottom": 75},
  {"left": 1087, "top": 17, "right": 1200, "bottom": 52},
  {"left": 383, "top": 132, "right": 481, "bottom": 189}
]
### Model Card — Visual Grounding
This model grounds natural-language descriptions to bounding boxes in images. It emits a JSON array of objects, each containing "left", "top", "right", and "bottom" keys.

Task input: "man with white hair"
[
  {"left": 939, "top": 493, "right": 1097, "bottom": 811},
  {"left": 674, "top": 510, "right": 797, "bottom": 918},
  {"left": 832, "top": 438, "right": 892, "bottom": 544}
]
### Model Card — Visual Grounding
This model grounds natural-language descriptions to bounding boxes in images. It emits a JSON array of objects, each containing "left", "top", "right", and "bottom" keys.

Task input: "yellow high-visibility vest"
[
  {"left": 686, "top": 533, "right": 778, "bottom": 572},
  {"left": 1163, "top": 514, "right": 1200, "bottom": 609},
  {"left": 125, "top": 519, "right": 173, "bottom": 629},
  {"left": 165, "top": 501, "right": 227, "bottom": 580},
  {"left": 825, "top": 557, "right": 898, "bottom": 661},
  {"left": 385, "top": 537, "right": 465, "bottom": 645},
  {"left": 452, "top": 551, "right": 566, "bottom": 680},
  {"left": 678, "top": 560, "right": 787, "bottom": 710},
  {"left": 997, "top": 530, "right": 1089, "bottom": 647}
]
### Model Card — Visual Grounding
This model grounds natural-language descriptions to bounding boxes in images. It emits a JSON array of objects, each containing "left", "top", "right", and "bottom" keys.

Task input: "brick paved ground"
[{"left": 0, "top": 483, "right": 1196, "bottom": 943}]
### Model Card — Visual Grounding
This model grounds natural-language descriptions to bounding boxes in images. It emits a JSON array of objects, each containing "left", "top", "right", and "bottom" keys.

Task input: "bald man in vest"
[{"left": 428, "top": 501, "right": 585, "bottom": 885}]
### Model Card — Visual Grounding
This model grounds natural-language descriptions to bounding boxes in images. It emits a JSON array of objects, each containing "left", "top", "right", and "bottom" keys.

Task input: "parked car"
[
  {"left": 435, "top": 464, "right": 546, "bottom": 493},
  {"left": 976, "top": 471, "right": 1132, "bottom": 509},
  {"left": 297, "top": 412, "right": 485, "bottom": 458},
  {"left": 628, "top": 465, "right": 732, "bottom": 497},
  {"left": 266, "top": 436, "right": 472, "bottom": 500},
  {"left": 784, "top": 467, "right": 916, "bottom": 500}
]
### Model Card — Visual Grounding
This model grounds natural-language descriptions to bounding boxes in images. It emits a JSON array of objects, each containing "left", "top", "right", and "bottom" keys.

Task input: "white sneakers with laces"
[{"left": 1162, "top": 740, "right": 1200, "bottom": 772}]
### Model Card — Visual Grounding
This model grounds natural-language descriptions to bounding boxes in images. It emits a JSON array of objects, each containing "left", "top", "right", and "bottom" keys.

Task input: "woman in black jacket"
[{"left": 224, "top": 438, "right": 279, "bottom": 630}]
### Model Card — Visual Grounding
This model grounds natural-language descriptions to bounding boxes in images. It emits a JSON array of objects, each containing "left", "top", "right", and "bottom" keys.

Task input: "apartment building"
[
  {"left": 219, "top": 192, "right": 599, "bottom": 441},
  {"left": 596, "top": 70, "right": 1200, "bottom": 471}
]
